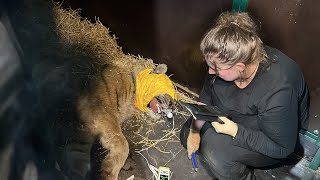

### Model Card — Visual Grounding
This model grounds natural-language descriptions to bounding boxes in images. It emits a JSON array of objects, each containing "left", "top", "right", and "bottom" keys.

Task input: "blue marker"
[{"left": 191, "top": 152, "right": 198, "bottom": 171}]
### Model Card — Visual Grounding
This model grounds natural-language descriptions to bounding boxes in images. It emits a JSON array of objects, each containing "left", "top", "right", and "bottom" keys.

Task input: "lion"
[{"left": 77, "top": 64, "right": 177, "bottom": 180}]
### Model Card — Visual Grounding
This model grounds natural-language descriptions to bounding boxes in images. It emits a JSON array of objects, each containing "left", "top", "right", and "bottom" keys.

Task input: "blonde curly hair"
[{"left": 200, "top": 12, "right": 267, "bottom": 66}]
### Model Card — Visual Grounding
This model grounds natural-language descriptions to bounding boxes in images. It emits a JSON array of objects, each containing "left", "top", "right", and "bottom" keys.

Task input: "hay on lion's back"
[{"left": 53, "top": 3, "right": 155, "bottom": 71}]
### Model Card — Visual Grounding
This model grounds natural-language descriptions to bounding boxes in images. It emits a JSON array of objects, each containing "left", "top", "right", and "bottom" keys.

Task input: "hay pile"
[{"left": 53, "top": 3, "right": 154, "bottom": 71}]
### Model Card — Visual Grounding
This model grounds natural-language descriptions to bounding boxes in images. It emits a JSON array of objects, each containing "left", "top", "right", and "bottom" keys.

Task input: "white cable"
[
  {"left": 136, "top": 114, "right": 176, "bottom": 180},
  {"left": 136, "top": 151, "right": 159, "bottom": 180}
]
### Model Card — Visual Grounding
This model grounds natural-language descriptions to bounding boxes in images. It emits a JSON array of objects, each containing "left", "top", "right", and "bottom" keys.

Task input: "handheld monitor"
[
  {"left": 183, "top": 103, "right": 227, "bottom": 122},
  {"left": 158, "top": 166, "right": 170, "bottom": 180}
]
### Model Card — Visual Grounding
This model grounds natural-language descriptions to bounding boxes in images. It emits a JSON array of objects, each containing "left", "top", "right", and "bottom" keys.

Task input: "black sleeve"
[
  {"left": 198, "top": 74, "right": 215, "bottom": 106},
  {"left": 232, "top": 85, "right": 298, "bottom": 159}
]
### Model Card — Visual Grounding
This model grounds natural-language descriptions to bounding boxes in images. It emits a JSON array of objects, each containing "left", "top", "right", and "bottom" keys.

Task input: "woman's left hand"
[{"left": 211, "top": 117, "right": 238, "bottom": 138}]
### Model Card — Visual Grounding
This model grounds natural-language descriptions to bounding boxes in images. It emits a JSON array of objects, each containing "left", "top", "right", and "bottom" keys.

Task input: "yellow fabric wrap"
[{"left": 135, "top": 68, "right": 177, "bottom": 112}]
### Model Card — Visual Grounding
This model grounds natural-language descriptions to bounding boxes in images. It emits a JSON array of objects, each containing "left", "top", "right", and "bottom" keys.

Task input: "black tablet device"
[{"left": 183, "top": 103, "right": 227, "bottom": 122}]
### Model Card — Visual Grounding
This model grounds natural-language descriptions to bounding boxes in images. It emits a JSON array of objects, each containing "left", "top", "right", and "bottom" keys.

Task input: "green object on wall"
[
  {"left": 300, "top": 129, "right": 320, "bottom": 170},
  {"left": 232, "top": 0, "right": 248, "bottom": 12}
]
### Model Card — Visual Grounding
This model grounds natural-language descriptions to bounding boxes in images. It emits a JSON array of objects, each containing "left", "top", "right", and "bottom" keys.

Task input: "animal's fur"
[{"left": 77, "top": 64, "right": 174, "bottom": 180}]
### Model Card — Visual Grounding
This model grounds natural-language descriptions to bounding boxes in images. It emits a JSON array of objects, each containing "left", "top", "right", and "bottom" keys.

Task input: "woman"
[{"left": 180, "top": 12, "right": 309, "bottom": 180}]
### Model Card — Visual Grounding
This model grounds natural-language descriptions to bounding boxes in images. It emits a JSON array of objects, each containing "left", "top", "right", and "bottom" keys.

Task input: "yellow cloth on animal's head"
[{"left": 135, "top": 68, "right": 177, "bottom": 112}]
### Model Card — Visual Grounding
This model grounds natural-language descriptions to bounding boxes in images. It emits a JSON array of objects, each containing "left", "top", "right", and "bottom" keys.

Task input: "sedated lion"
[{"left": 77, "top": 63, "right": 177, "bottom": 180}]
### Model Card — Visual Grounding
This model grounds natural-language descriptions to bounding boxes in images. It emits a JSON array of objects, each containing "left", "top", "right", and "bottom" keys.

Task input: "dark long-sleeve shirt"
[{"left": 199, "top": 46, "right": 310, "bottom": 159}]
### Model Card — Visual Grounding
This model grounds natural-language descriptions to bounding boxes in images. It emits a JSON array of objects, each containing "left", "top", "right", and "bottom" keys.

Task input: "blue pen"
[{"left": 191, "top": 152, "right": 198, "bottom": 171}]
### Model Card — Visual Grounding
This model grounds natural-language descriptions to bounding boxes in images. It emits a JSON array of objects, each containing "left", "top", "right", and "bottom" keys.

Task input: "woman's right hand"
[{"left": 187, "top": 129, "right": 200, "bottom": 159}]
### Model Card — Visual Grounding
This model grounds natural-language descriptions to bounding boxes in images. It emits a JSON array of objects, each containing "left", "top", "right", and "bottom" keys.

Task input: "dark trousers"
[{"left": 180, "top": 118, "right": 279, "bottom": 180}]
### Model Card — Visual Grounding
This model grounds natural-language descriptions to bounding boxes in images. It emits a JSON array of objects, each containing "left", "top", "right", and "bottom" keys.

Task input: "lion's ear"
[{"left": 152, "top": 64, "right": 167, "bottom": 74}]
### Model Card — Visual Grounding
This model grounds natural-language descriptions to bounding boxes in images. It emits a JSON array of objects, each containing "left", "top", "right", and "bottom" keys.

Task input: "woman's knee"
[
  {"left": 200, "top": 128, "right": 234, "bottom": 161},
  {"left": 200, "top": 152, "right": 248, "bottom": 180},
  {"left": 199, "top": 128, "right": 249, "bottom": 179}
]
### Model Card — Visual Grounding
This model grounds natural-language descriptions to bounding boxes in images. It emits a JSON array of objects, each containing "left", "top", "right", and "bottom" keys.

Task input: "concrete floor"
[{"left": 118, "top": 105, "right": 214, "bottom": 180}]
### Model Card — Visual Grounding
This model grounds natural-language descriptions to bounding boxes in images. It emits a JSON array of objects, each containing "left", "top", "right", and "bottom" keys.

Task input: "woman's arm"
[
  {"left": 191, "top": 74, "right": 215, "bottom": 131},
  {"left": 198, "top": 74, "right": 215, "bottom": 105}
]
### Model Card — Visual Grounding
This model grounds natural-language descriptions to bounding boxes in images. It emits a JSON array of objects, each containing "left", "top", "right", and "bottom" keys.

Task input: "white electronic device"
[{"left": 158, "top": 166, "right": 170, "bottom": 180}]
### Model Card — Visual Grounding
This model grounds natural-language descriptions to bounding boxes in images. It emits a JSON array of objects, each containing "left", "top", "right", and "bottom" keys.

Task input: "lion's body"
[
  {"left": 78, "top": 66, "right": 136, "bottom": 135},
  {"left": 77, "top": 65, "right": 136, "bottom": 180}
]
